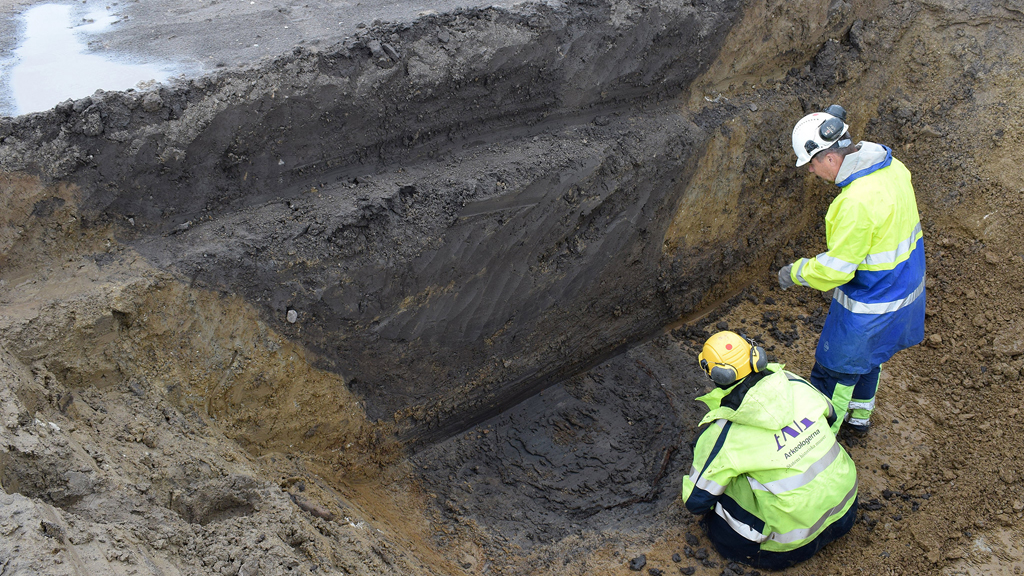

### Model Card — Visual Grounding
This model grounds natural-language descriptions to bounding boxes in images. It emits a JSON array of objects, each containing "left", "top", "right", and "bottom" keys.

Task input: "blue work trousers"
[{"left": 701, "top": 498, "right": 858, "bottom": 570}]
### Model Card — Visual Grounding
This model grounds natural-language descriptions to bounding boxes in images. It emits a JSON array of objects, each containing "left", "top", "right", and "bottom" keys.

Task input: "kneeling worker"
[{"left": 681, "top": 331, "right": 858, "bottom": 570}]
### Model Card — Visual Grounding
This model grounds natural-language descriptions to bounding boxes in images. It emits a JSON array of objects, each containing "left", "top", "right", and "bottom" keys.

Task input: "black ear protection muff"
[
  {"left": 700, "top": 338, "right": 767, "bottom": 387},
  {"left": 818, "top": 116, "right": 846, "bottom": 142},
  {"left": 750, "top": 341, "right": 767, "bottom": 373},
  {"left": 707, "top": 361, "right": 738, "bottom": 387},
  {"left": 824, "top": 104, "right": 847, "bottom": 122},
  {"left": 803, "top": 104, "right": 849, "bottom": 158}
]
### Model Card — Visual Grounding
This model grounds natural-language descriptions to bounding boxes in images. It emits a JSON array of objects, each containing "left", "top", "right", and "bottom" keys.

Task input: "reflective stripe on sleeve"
[
  {"left": 815, "top": 251, "right": 858, "bottom": 275},
  {"left": 794, "top": 259, "right": 810, "bottom": 287},
  {"left": 746, "top": 441, "right": 841, "bottom": 495},
  {"left": 862, "top": 223, "right": 922, "bottom": 267},
  {"left": 834, "top": 276, "right": 925, "bottom": 315},
  {"left": 767, "top": 479, "right": 858, "bottom": 545},
  {"left": 689, "top": 466, "right": 727, "bottom": 496},
  {"left": 686, "top": 419, "right": 732, "bottom": 512},
  {"left": 715, "top": 502, "right": 769, "bottom": 543}
]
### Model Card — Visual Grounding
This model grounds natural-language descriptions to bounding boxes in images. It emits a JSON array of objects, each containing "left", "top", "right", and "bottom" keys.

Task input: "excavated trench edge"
[
  {"left": 0, "top": 0, "right": 892, "bottom": 572},
  {"left": 2, "top": 0, "right": 758, "bottom": 447}
]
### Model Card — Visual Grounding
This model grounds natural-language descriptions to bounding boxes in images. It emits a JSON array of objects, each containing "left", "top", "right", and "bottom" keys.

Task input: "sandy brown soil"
[
  {"left": 617, "top": 1, "right": 1024, "bottom": 572},
  {"left": 604, "top": 1, "right": 1024, "bottom": 573},
  {"left": 2, "top": 0, "right": 1024, "bottom": 575}
]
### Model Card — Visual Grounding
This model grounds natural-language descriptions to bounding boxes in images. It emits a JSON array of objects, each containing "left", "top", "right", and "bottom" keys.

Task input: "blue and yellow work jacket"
[
  {"left": 682, "top": 365, "right": 858, "bottom": 552},
  {"left": 788, "top": 142, "right": 926, "bottom": 373}
]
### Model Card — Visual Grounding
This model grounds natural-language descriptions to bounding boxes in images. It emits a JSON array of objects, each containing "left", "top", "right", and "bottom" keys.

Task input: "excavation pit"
[{"left": 3, "top": 0, "right": 1024, "bottom": 574}]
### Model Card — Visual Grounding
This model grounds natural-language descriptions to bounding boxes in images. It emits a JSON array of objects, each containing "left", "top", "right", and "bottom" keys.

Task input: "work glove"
[{"left": 778, "top": 264, "right": 795, "bottom": 290}]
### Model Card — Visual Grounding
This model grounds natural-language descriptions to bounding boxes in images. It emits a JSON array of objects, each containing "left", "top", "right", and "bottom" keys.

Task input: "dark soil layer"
[
  {"left": 0, "top": 0, "right": 777, "bottom": 447},
  {"left": 3, "top": 0, "right": 1024, "bottom": 574},
  {"left": 414, "top": 340, "right": 703, "bottom": 553}
]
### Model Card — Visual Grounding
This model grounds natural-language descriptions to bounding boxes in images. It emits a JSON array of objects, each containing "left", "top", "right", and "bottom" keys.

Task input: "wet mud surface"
[
  {"left": 3, "top": 0, "right": 1024, "bottom": 574},
  {"left": 414, "top": 342, "right": 703, "bottom": 553}
]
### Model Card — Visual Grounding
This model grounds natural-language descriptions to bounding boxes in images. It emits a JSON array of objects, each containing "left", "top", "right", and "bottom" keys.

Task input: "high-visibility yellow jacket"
[
  {"left": 788, "top": 142, "right": 926, "bottom": 373},
  {"left": 682, "top": 365, "right": 858, "bottom": 552}
]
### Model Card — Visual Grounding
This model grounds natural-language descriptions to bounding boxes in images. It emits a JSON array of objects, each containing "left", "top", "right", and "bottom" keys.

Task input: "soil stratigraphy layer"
[
  {"left": 3, "top": 0, "right": 1024, "bottom": 575},
  {"left": 2, "top": 0, "right": 787, "bottom": 446}
]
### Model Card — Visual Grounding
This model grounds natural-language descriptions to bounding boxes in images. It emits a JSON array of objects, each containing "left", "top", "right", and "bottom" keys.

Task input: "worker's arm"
[
  {"left": 788, "top": 195, "right": 874, "bottom": 292},
  {"left": 681, "top": 421, "right": 735, "bottom": 515}
]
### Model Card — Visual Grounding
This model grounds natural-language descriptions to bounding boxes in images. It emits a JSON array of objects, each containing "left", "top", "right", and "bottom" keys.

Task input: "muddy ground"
[{"left": 2, "top": 0, "right": 1024, "bottom": 574}]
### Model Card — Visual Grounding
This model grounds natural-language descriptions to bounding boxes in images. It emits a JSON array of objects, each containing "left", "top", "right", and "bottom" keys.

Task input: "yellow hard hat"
[{"left": 698, "top": 331, "right": 766, "bottom": 387}]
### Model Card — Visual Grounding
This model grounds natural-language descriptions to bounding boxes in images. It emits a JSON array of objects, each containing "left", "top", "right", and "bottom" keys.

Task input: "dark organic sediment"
[{"left": 0, "top": 0, "right": 806, "bottom": 446}]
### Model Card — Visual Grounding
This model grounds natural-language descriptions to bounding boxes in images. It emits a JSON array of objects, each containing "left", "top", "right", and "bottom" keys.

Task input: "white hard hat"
[{"left": 791, "top": 111, "right": 850, "bottom": 167}]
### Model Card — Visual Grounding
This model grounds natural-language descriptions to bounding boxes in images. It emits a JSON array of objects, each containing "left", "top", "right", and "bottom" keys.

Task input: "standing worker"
[
  {"left": 778, "top": 105, "right": 926, "bottom": 435},
  {"left": 682, "top": 331, "right": 858, "bottom": 570}
]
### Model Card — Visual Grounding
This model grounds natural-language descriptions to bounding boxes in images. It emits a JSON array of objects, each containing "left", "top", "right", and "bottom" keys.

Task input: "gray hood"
[{"left": 835, "top": 141, "right": 891, "bottom": 187}]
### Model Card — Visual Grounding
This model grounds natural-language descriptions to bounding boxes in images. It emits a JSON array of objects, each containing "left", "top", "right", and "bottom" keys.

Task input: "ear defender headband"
[
  {"left": 803, "top": 116, "right": 848, "bottom": 156},
  {"left": 698, "top": 334, "right": 768, "bottom": 387},
  {"left": 792, "top": 104, "right": 852, "bottom": 167}
]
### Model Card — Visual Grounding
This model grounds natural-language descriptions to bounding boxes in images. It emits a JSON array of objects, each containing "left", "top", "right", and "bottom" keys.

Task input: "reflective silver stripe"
[
  {"left": 784, "top": 371, "right": 810, "bottom": 385},
  {"left": 768, "top": 479, "right": 858, "bottom": 545},
  {"left": 689, "top": 466, "right": 727, "bottom": 495},
  {"left": 833, "top": 276, "right": 925, "bottom": 315},
  {"left": 815, "top": 251, "right": 858, "bottom": 275},
  {"left": 688, "top": 420, "right": 730, "bottom": 495},
  {"left": 794, "top": 258, "right": 810, "bottom": 287},
  {"left": 847, "top": 416, "right": 870, "bottom": 426},
  {"left": 715, "top": 502, "right": 769, "bottom": 543},
  {"left": 862, "top": 223, "right": 922, "bottom": 267},
  {"left": 747, "top": 441, "right": 841, "bottom": 495},
  {"left": 847, "top": 399, "right": 875, "bottom": 411}
]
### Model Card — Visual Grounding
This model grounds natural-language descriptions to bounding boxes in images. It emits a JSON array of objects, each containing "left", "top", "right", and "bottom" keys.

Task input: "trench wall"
[{"left": 0, "top": 0, "right": 861, "bottom": 444}]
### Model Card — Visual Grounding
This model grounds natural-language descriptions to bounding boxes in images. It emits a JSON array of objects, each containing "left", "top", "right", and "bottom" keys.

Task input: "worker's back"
[{"left": 682, "top": 364, "right": 858, "bottom": 567}]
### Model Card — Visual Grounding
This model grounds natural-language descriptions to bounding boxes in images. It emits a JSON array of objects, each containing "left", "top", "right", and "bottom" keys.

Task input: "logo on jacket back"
[{"left": 774, "top": 418, "right": 819, "bottom": 457}]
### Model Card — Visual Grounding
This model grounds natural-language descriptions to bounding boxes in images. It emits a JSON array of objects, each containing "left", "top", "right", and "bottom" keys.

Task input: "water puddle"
[{"left": 2, "top": 3, "right": 175, "bottom": 117}]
